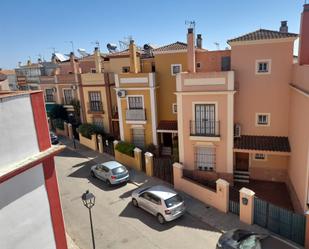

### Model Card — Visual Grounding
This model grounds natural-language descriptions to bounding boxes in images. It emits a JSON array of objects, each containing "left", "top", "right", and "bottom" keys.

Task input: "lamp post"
[{"left": 81, "top": 190, "right": 96, "bottom": 249}]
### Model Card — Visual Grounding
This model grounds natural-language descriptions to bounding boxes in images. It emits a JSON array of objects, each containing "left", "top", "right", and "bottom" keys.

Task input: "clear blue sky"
[{"left": 0, "top": 0, "right": 304, "bottom": 69}]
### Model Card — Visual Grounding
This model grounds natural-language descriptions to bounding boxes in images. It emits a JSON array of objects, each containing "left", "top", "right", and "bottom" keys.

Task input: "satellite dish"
[
  {"left": 143, "top": 44, "right": 152, "bottom": 50},
  {"left": 107, "top": 43, "right": 117, "bottom": 53},
  {"left": 78, "top": 48, "right": 90, "bottom": 57}
]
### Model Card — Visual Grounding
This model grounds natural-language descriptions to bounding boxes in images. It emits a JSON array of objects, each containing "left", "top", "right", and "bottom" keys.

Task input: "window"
[
  {"left": 256, "top": 59, "right": 271, "bottom": 74},
  {"left": 132, "top": 128, "right": 145, "bottom": 148},
  {"left": 91, "top": 68, "right": 96, "bottom": 73},
  {"left": 45, "top": 88, "right": 54, "bottom": 102},
  {"left": 92, "top": 117, "right": 104, "bottom": 127},
  {"left": 196, "top": 62, "right": 201, "bottom": 68},
  {"left": 63, "top": 89, "right": 73, "bottom": 105},
  {"left": 122, "top": 66, "right": 130, "bottom": 73},
  {"left": 171, "top": 64, "right": 182, "bottom": 76},
  {"left": 256, "top": 113, "right": 270, "bottom": 126},
  {"left": 89, "top": 91, "right": 102, "bottom": 112},
  {"left": 195, "top": 146, "right": 216, "bottom": 171},
  {"left": 128, "top": 96, "right": 143, "bottom": 109},
  {"left": 194, "top": 104, "right": 216, "bottom": 136},
  {"left": 254, "top": 154, "right": 267, "bottom": 161},
  {"left": 221, "top": 56, "right": 231, "bottom": 71},
  {"left": 172, "top": 103, "right": 177, "bottom": 114}
]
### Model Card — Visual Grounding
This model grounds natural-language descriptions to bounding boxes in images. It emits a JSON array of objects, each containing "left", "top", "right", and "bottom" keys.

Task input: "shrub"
[
  {"left": 146, "top": 143, "right": 157, "bottom": 155},
  {"left": 115, "top": 141, "right": 135, "bottom": 157},
  {"left": 53, "top": 118, "right": 64, "bottom": 130},
  {"left": 78, "top": 123, "right": 97, "bottom": 139}
]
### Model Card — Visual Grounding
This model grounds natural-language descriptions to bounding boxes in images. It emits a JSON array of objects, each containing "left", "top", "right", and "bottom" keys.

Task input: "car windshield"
[
  {"left": 112, "top": 166, "right": 126, "bottom": 175},
  {"left": 164, "top": 194, "right": 183, "bottom": 208},
  {"left": 239, "top": 235, "right": 261, "bottom": 249}
]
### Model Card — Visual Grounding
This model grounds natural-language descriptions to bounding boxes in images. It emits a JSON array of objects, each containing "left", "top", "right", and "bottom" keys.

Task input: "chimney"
[
  {"left": 279, "top": 21, "right": 288, "bottom": 33},
  {"left": 70, "top": 52, "right": 78, "bottom": 74},
  {"left": 187, "top": 28, "right": 196, "bottom": 73},
  {"left": 196, "top": 34, "right": 202, "bottom": 49},
  {"left": 94, "top": 47, "right": 101, "bottom": 73},
  {"left": 38, "top": 58, "right": 42, "bottom": 64},
  {"left": 129, "top": 40, "right": 139, "bottom": 73},
  {"left": 51, "top": 53, "right": 57, "bottom": 64},
  {"left": 299, "top": 4, "right": 309, "bottom": 65},
  {"left": 18, "top": 62, "right": 22, "bottom": 67},
  {"left": 27, "top": 60, "right": 31, "bottom": 66}
]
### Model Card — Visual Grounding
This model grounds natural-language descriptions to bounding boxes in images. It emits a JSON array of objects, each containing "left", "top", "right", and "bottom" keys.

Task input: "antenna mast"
[{"left": 185, "top": 20, "right": 196, "bottom": 31}]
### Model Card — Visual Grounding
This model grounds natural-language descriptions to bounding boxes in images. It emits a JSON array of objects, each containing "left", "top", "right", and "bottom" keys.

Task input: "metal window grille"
[
  {"left": 63, "top": 89, "right": 73, "bottom": 105},
  {"left": 195, "top": 147, "right": 216, "bottom": 171},
  {"left": 131, "top": 128, "right": 145, "bottom": 148},
  {"left": 89, "top": 92, "right": 102, "bottom": 112},
  {"left": 128, "top": 96, "right": 143, "bottom": 109},
  {"left": 45, "top": 89, "right": 54, "bottom": 102}
]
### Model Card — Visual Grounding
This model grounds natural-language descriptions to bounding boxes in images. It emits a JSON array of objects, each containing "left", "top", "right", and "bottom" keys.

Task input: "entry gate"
[
  {"left": 153, "top": 157, "right": 173, "bottom": 184},
  {"left": 103, "top": 139, "right": 114, "bottom": 156},
  {"left": 254, "top": 197, "right": 306, "bottom": 246}
]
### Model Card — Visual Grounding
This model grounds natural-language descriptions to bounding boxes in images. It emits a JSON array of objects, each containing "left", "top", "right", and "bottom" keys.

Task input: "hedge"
[
  {"left": 53, "top": 118, "right": 64, "bottom": 130},
  {"left": 115, "top": 141, "right": 135, "bottom": 157},
  {"left": 78, "top": 123, "right": 97, "bottom": 139}
]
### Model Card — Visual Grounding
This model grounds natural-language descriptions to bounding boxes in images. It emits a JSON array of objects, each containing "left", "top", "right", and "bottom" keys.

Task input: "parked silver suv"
[
  {"left": 91, "top": 161, "right": 129, "bottom": 186},
  {"left": 131, "top": 185, "right": 186, "bottom": 224}
]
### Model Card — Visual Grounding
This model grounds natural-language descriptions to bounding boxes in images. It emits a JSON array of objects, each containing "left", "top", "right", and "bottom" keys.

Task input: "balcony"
[
  {"left": 190, "top": 120, "right": 220, "bottom": 137},
  {"left": 87, "top": 101, "right": 104, "bottom": 114},
  {"left": 45, "top": 95, "right": 55, "bottom": 102},
  {"left": 126, "top": 109, "right": 146, "bottom": 121},
  {"left": 81, "top": 73, "right": 105, "bottom": 85}
]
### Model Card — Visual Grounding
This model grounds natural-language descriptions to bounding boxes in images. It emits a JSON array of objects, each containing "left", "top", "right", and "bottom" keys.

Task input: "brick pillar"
[
  {"left": 97, "top": 135, "right": 103, "bottom": 153},
  {"left": 173, "top": 162, "right": 183, "bottom": 190},
  {"left": 68, "top": 123, "right": 73, "bottom": 139},
  {"left": 144, "top": 152, "right": 154, "bottom": 176},
  {"left": 239, "top": 187, "right": 255, "bottom": 225},
  {"left": 134, "top": 148, "right": 142, "bottom": 171},
  {"left": 216, "top": 179, "right": 230, "bottom": 213}
]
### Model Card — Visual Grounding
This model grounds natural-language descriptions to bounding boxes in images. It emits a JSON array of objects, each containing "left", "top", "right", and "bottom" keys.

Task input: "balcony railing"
[
  {"left": 190, "top": 120, "right": 220, "bottom": 137},
  {"left": 87, "top": 101, "right": 103, "bottom": 113},
  {"left": 126, "top": 109, "right": 146, "bottom": 121},
  {"left": 45, "top": 95, "right": 55, "bottom": 102}
]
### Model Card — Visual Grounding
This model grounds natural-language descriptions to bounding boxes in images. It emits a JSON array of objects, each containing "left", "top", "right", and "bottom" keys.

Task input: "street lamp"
[{"left": 82, "top": 190, "right": 96, "bottom": 249}]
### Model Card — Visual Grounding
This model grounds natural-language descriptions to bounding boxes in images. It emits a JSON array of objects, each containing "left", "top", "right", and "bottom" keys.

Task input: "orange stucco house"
[{"left": 176, "top": 4, "right": 309, "bottom": 213}]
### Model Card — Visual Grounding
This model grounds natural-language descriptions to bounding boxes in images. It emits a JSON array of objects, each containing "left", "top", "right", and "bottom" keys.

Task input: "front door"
[
  {"left": 163, "top": 133, "right": 172, "bottom": 147},
  {"left": 235, "top": 152, "right": 249, "bottom": 171},
  {"left": 195, "top": 104, "right": 215, "bottom": 135}
]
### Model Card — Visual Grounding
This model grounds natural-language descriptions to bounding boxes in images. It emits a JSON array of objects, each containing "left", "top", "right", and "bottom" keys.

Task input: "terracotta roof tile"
[
  {"left": 228, "top": 29, "right": 298, "bottom": 43},
  {"left": 234, "top": 135, "right": 290, "bottom": 152},
  {"left": 153, "top": 42, "right": 187, "bottom": 53},
  {"left": 157, "top": 120, "right": 178, "bottom": 131}
]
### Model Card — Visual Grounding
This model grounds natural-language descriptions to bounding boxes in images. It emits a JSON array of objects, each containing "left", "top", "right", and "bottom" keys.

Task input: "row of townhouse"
[
  {"left": 115, "top": 4, "right": 309, "bottom": 213},
  {"left": 14, "top": 4, "right": 309, "bottom": 213}
]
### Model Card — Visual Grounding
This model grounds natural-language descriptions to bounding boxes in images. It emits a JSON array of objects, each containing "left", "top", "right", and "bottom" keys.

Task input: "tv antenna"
[
  {"left": 185, "top": 20, "right": 196, "bottom": 30},
  {"left": 119, "top": 35, "right": 133, "bottom": 50},
  {"left": 65, "top": 41, "right": 75, "bottom": 53},
  {"left": 214, "top": 42, "right": 220, "bottom": 50},
  {"left": 48, "top": 47, "right": 57, "bottom": 54},
  {"left": 91, "top": 40, "right": 100, "bottom": 48}
]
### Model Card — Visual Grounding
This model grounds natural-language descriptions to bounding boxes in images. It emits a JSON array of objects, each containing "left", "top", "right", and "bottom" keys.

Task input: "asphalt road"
[{"left": 55, "top": 148, "right": 222, "bottom": 249}]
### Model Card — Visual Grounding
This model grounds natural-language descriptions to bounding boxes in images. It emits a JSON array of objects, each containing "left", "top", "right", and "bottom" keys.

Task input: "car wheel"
[
  {"left": 90, "top": 171, "right": 95, "bottom": 178},
  {"left": 157, "top": 214, "right": 165, "bottom": 224},
  {"left": 132, "top": 198, "right": 138, "bottom": 207}
]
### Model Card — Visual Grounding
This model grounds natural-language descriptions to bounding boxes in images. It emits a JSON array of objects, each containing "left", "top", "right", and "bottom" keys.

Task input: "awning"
[
  {"left": 157, "top": 120, "right": 178, "bottom": 133},
  {"left": 45, "top": 103, "right": 56, "bottom": 113},
  {"left": 234, "top": 135, "right": 290, "bottom": 153}
]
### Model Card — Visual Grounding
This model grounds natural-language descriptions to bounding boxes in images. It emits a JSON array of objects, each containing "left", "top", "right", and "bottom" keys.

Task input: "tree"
[{"left": 48, "top": 104, "right": 68, "bottom": 121}]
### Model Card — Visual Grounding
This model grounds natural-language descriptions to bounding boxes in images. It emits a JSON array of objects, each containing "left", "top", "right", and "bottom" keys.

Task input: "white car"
[
  {"left": 90, "top": 161, "right": 129, "bottom": 186},
  {"left": 131, "top": 185, "right": 186, "bottom": 224}
]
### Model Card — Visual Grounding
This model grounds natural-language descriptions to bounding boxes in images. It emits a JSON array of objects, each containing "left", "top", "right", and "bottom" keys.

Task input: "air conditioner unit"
[
  {"left": 234, "top": 123, "right": 241, "bottom": 138},
  {"left": 117, "top": 90, "right": 126, "bottom": 98}
]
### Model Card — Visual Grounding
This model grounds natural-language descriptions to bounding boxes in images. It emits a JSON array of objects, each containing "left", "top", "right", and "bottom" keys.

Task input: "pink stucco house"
[{"left": 176, "top": 4, "right": 309, "bottom": 213}]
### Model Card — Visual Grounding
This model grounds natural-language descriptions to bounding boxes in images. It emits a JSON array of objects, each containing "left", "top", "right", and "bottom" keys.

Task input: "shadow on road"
[
  {"left": 57, "top": 149, "right": 86, "bottom": 159},
  {"left": 119, "top": 201, "right": 220, "bottom": 233}
]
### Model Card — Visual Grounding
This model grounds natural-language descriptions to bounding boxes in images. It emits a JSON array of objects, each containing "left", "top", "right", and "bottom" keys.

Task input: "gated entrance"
[
  {"left": 254, "top": 197, "right": 306, "bottom": 246},
  {"left": 103, "top": 138, "right": 114, "bottom": 156},
  {"left": 153, "top": 157, "right": 173, "bottom": 184}
]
